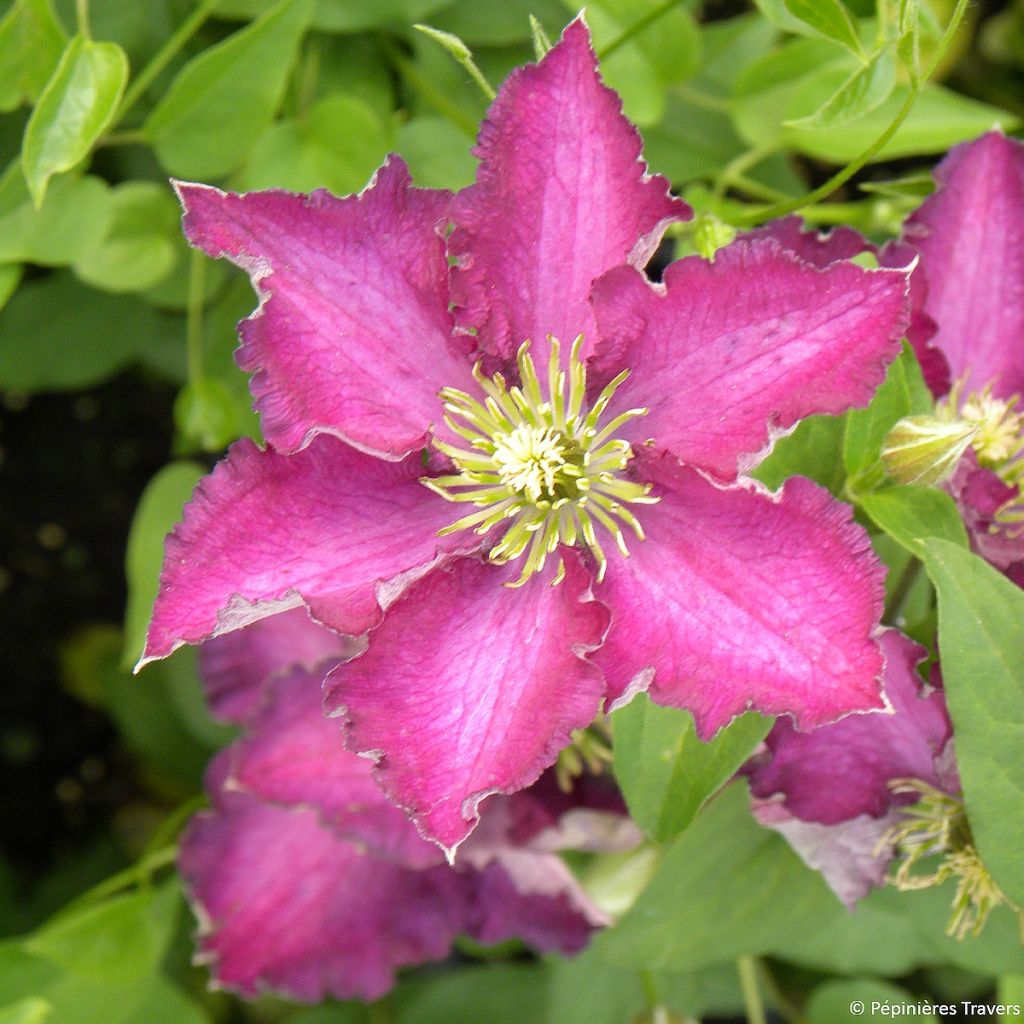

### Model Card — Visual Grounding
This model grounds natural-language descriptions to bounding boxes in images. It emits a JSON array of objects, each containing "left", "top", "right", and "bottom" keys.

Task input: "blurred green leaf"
[
  {"left": 612, "top": 696, "right": 770, "bottom": 843},
  {"left": 860, "top": 486, "right": 968, "bottom": 558},
  {"left": 0, "top": 174, "right": 111, "bottom": 265},
  {"left": 786, "top": 78, "right": 1018, "bottom": 162},
  {"left": 844, "top": 343, "right": 931, "bottom": 479},
  {"left": 123, "top": 461, "right": 206, "bottom": 667},
  {"left": 399, "top": 964, "right": 548, "bottom": 1024},
  {"left": 589, "top": 0, "right": 701, "bottom": 85},
  {"left": 72, "top": 181, "right": 180, "bottom": 292},
  {"left": 0, "top": 273, "right": 181, "bottom": 390},
  {"left": 214, "top": 0, "right": 454, "bottom": 31},
  {"left": 238, "top": 94, "right": 391, "bottom": 194},
  {"left": 753, "top": 413, "right": 848, "bottom": 496},
  {"left": 786, "top": 45, "right": 896, "bottom": 128},
  {"left": 173, "top": 376, "right": 243, "bottom": 452},
  {"left": 397, "top": 115, "right": 476, "bottom": 189},
  {"left": 145, "top": 0, "right": 313, "bottom": 179},
  {"left": 597, "top": 783, "right": 840, "bottom": 971},
  {"left": 0, "top": 999, "right": 51, "bottom": 1024},
  {"left": 0, "top": 264, "right": 23, "bottom": 311},
  {"left": 21, "top": 35, "right": 128, "bottom": 206},
  {"left": 923, "top": 539, "right": 1024, "bottom": 909},
  {"left": 430, "top": 0, "right": 565, "bottom": 46},
  {"left": 807, "top": 979, "right": 937, "bottom": 1024},
  {"left": 0, "top": 0, "right": 67, "bottom": 112},
  {"left": 782, "top": 0, "right": 864, "bottom": 56},
  {"left": 27, "top": 882, "right": 177, "bottom": 984}
]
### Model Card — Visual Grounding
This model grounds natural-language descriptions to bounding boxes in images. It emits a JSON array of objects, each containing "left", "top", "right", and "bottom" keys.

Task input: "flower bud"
[{"left": 881, "top": 415, "right": 978, "bottom": 486}]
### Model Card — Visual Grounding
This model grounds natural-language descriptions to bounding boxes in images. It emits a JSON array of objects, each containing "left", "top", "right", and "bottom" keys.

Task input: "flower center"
[
  {"left": 423, "top": 336, "right": 657, "bottom": 587},
  {"left": 939, "top": 380, "right": 1024, "bottom": 475}
]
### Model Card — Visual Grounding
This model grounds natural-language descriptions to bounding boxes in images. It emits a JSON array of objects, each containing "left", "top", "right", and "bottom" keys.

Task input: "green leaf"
[
  {"left": 398, "top": 964, "right": 548, "bottom": 1024},
  {"left": 0, "top": 999, "right": 51, "bottom": 1024},
  {"left": 238, "top": 94, "right": 391, "bottom": 194},
  {"left": 0, "top": 174, "right": 112, "bottom": 265},
  {"left": 214, "top": 0, "right": 452, "bottom": 31},
  {"left": 123, "top": 461, "right": 206, "bottom": 667},
  {"left": 71, "top": 182, "right": 180, "bottom": 293},
  {"left": 782, "top": 0, "right": 864, "bottom": 56},
  {"left": 26, "top": 883, "right": 178, "bottom": 984},
  {"left": 21, "top": 35, "right": 128, "bottom": 206},
  {"left": 0, "top": 272, "right": 180, "bottom": 391},
  {"left": 860, "top": 486, "right": 967, "bottom": 558},
  {"left": 173, "top": 377, "right": 244, "bottom": 452},
  {"left": 430, "top": 0, "right": 566, "bottom": 46},
  {"left": 922, "top": 539, "right": 1024, "bottom": 908},
  {"left": 397, "top": 115, "right": 477, "bottom": 189},
  {"left": 786, "top": 78, "right": 1018, "bottom": 162},
  {"left": 786, "top": 45, "right": 896, "bottom": 129},
  {"left": 753, "top": 413, "right": 848, "bottom": 496},
  {"left": 612, "top": 696, "right": 770, "bottom": 842},
  {"left": 844, "top": 343, "right": 931, "bottom": 480},
  {"left": 145, "top": 0, "right": 313, "bottom": 179},
  {"left": 596, "top": 782, "right": 840, "bottom": 971},
  {"left": 0, "top": 265, "right": 23, "bottom": 312},
  {"left": 0, "top": 0, "right": 67, "bottom": 112},
  {"left": 807, "top": 979, "right": 937, "bottom": 1024}
]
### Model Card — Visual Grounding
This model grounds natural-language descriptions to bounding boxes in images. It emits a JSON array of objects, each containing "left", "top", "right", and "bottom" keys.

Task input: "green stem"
[
  {"left": 186, "top": 249, "right": 207, "bottom": 385},
  {"left": 887, "top": 556, "right": 923, "bottom": 623},
  {"left": 50, "top": 846, "right": 178, "bottom": 921},
  {"left": 115, "top": 0, "right": 217, "bottom": 125},
  {"left": 599, "top": 0, "right": 685, "bottom": 59},
  {"left": 712, "top": 144, "right": 780, "bottom": 202},
  {"left": 640, "top": 969, "right": 661, "bottom": 1009},
  {"left": 675, "top": 82, "right": 732, "bottom": 113},
  {"left": 76, "top": 0, "right": 90, "bottom": 39},
  {"left": 729, "top": 173, "right": 791, "bottom": 204},
  {"left": 737, "top": 956, "right": 767, "bottom": 1024},
  {"left": 95, "top": 129, "right": 148, "bottom": 148},
  {"left": 381, "top": 36, "right": 478, "bottom": 138},
  {"left": 734, "top": 0, "right": 972, "bottom": 226}
]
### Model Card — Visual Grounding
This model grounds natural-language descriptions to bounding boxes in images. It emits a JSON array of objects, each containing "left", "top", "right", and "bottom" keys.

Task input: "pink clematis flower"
[
  {"left": 142, "top": 20, "right": 910, "bottom": 854},
  {"left": 894, "top": 130, "right": 1024, "bottom": 578},
  {"left": 183, "top": 612, "right": 634, "bottom": 1002},
  {"left": 746, "top": 630, "right": 956, "bottom": 907}
]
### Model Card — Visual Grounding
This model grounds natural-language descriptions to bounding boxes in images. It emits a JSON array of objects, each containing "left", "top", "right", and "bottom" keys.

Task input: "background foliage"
[{"left": 2, "top": 0, "right": 1023, "bottom": 1021}]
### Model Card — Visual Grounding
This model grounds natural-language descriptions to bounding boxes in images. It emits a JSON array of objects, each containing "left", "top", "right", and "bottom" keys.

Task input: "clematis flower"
[
  {"left": 746, "top": 630, "right": 955, "bottom": 907},
  {"left": 141, "top": 19, "right": 910, "bottom": 854},
  {"left": 183, "top": 612, "right": 635, "bottom": 1002},
  {"left": 889, "top": 131, "right": 1024, "bottom": 578}
]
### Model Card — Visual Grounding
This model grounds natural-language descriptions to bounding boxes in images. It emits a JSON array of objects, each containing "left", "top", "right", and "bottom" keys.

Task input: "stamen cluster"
[
  {"left": 879, "top": 780, "right": 1023, "bottom": 940},
  {"left": 423, "top": 336, "right": 657, "bottom": 587}
]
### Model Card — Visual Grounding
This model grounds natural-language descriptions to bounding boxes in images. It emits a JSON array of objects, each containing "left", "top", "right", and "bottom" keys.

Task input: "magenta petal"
[
  {"left": 590, "top": 239, "right": 909, "bottom": 480},
  {"left": 752, "top": 799, "right": 894, "bottom": 908},
  {"left": 449, "top": 18, "right": 686, "bottom": 363},
  {"left": 747, "top": 630, "right": 953, "bottom": 824},
  {"left": 324, "top": 552, "right": 609, "bottom": 854},
  {"left": 228, "top": 666, "right": 442, "bottom": 868},
  {"left": 177, "top": 157, "right": 474, "bottom": 456},
  {"left": 179, "top": 789, "right": 466, "bottom": 1002},
  {"left": 596, "top": 462, "right": 886, "bottom": 735},
  {"left": 904, "top": 131, "right": 1024, "bottom": 398},
  {"left": 745, "top": 215, "right": 870, "bottom": 268},
  {"left": 199, "top": 608, "right": 354, "bottom": 724},
  {"left": 142, "top": 435, "right": 472, "bottom": 665}
]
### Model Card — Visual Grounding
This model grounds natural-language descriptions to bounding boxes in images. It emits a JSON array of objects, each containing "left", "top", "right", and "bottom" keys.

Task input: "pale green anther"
[{"left": 424, "top": 335, "right": 657, "bottom": 586}]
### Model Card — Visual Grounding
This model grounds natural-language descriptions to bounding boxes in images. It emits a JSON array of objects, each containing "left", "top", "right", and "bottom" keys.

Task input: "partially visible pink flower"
[
  {"left": 746, "top": 630, "right": 956, "bottom": 906},
  {"left": 181, "top": 613, "right": 635, "bottom": 1002},
  {"left": 143, "top": 19, "right": 910, "bottom": 854},
  {"left": 894, "top": 130, "right": 1024, "bottom": 578}
]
